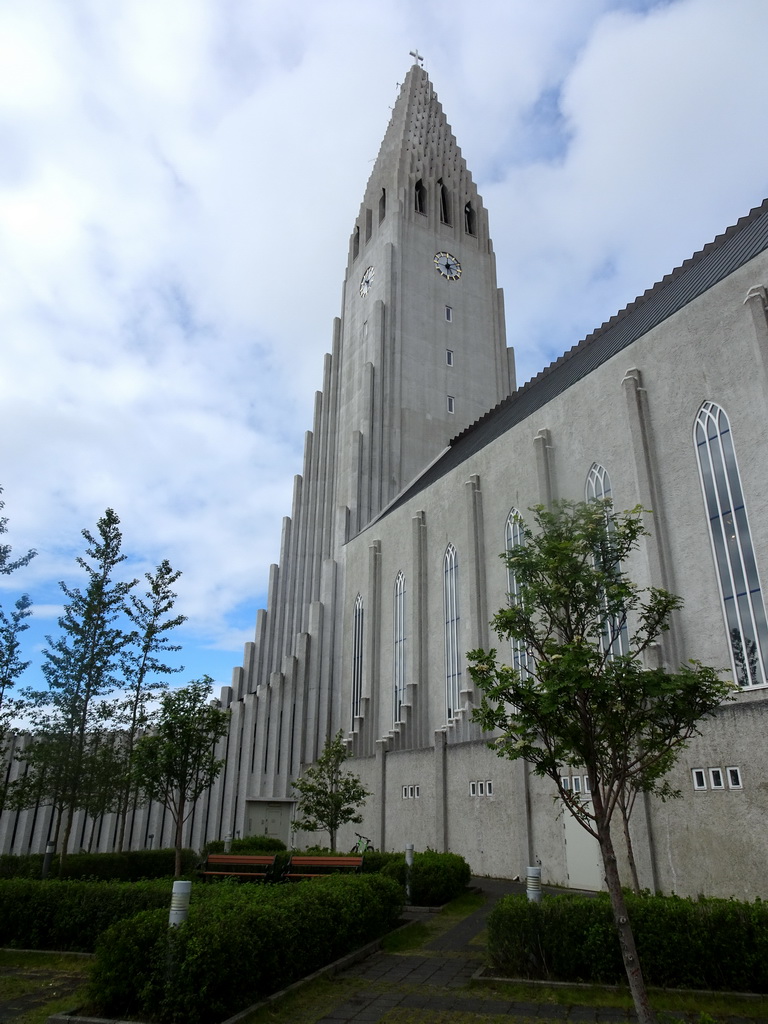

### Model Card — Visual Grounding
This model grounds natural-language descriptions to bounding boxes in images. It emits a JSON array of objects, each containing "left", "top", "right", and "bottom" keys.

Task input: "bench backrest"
[{"left": 206, "top": 854, "right": 276, "bottom": 867}]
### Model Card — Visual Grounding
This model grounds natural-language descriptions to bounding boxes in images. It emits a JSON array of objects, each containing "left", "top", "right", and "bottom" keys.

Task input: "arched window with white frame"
[
  {"left": 351, "top": 594, "right": 364, "bottom": 723},
  {"left": 694, "top": 402, "right": 768, "bottom": 687},
  {"left": 586, "top": 463, "right": 629, "bottom": 656},
  {"left": 393, "top": 572, "right": 406, "bottom": 725},
  {"left": 505, "top": 509, "right": 534, "bottom": 680},
  {"left": 443, "top": 544, "right": 461, "bottom": 722}
]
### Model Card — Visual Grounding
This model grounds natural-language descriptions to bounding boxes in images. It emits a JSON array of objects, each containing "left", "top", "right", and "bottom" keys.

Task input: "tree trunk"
[
  {"left": 58, "top": 802, "right": 75, "bottom": 876},
  {"left": 599, "top": 823, "right": 656, "bottom": 1024},
  {"left": 619, "top": 792, "right": 641, "bottom": 894},
  {"left": 174, "top": 795, "right": 185, "bottom": 877},
  {"left": 329, "top": 828, "right": 336, "bottom": 853}
]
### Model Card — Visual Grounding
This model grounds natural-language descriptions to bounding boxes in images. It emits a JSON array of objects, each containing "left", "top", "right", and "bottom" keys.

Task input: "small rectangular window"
[
  {"left": 486, "top": 781, "right": 493, "bottom": 796},
  {"left": 445, "top": 305, "right": 453, "bottom": 322},
  {"left": 402, "top": 786, "right": 408, "bottom": 799},
  {"left": 447, "top": 395, "right": 455, "bottom": 414},
  {"left": 583, "top": 776, "right": 591, "bottom": 794},
  {"left": 561, "top": 776, "right": 570, "bottom": 791},
  {"left": 415, "top": 785, "right": 420, "bottom": 798},
  {"left": 709, "top": 767, "right": 724, "bottom": 790},
  {"left": 408, "top": 786, "right": 414, "bottom": 798},
  {"left": 469, "top": 782, "right": 476, "bottom": 797},
  {"left": 727, "top": 766, "right": 742, "bottom": 789},
  {"left": 446, "top": 349, "right": 454, "bottom": 366},
  {"left": 572, "top": 776, "right": 582, "bottom": 794},
  {"left": 478, "top": 781, "right": 485, "bottom": 796},
  {"left": 692, "top": 769, "right": 707, "bottom": 790}
]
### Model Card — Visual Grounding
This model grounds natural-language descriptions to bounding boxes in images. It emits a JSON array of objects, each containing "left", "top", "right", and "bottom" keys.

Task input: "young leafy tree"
[
  {"left": 131, "top": 678, "right": 228, "bottom": 876},
  {"left": 19, "top": 509, "right": 136, "bottom": 868},
  {"left": 468, "top": 500, "right": 733, "bottom": 1024},
  {"left": 114, "top": 559, "right": 186, "bottom": 850},
  {"left": 291, "top": 730, "right": 370, "bottom": 852}
]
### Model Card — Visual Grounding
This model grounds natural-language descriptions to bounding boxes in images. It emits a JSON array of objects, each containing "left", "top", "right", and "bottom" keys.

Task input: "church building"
[
  {"left": 3, "top": 63, "right": 768, "bottom": 898},
  {"left": 205, "top": 62, "right": 768, "bottom": 898}
]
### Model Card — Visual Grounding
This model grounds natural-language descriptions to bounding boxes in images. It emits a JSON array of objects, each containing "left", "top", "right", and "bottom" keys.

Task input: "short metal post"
[
  {"left": 169, "top": 880, "right": 192, "bottom": 928},
  {"left": 148, "top": 833, "right": 154, "bottom": 850},
  {"left": 224, "top": 832, "right": 233, "bottom": 853},
  {"left": 41, "top": 841, "right": 55, "bottom": 880},
  {"left": 405, "top": 843, "right": 414, "bottom": 904},
  {"left": 526, "top": 865, "right": 542, "bottom": 903}
]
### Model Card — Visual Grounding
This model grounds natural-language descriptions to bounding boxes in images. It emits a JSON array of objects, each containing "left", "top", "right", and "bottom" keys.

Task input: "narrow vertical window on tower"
[
  {"left": 439, "top": 179, "right": 451, "bottom": 225},
  {"left": 464, "top": 201, "right": 476, "bottom": 235},
  {"left": 353, "top": 225, "right": 360, "bottom": 260},
  {"left": 586, "top": 463, "right": 629, "bottom": 656},
  {"left": 695, "top": 401, "right": 768, "bottom": 687},
  {"left": 505, "top": 509, "right": 534, "bottom": 679},
  {"left": 352, "top": 594, "right": 364, "bottom": 724},
  {"left": 365, "top": 208, "right": 373, "bottom": 242},
  {"left": 443, "top": 544, "right": 462, "bottom": 721},
  {"left": 379, "top": 188, "right": 386, "bottom": 223},
  {"left": 415, "top": 178, "right": 427, "bottom": 216},
  {"left": 393, "top": 571, "right": 406, "bottom": 726}
]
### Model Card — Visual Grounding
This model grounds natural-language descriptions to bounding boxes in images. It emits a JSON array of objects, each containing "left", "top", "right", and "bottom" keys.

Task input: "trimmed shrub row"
[
  {"left": 0, "top": 848, "right": 197, "bottom": 881},
  {"left": 488, "top": 892, "right": 768, "bottom": 992},
  {"left": 89, "top": 873, "right": 404, "bottom": 1024},
  {"left": 201, "top": 835, "right": 286, "bottom": 855},
  {"left": 381, "top": 850, "right": 471, "bottom": 905},
  {"left": 0, "top": 877, "right": 175, "bottom": 951}
]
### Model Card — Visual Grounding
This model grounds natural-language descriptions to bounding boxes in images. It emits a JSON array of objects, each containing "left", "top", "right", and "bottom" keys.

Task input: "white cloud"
[{"left": 1, "top": 0, "right": 766, "bottom": 692}]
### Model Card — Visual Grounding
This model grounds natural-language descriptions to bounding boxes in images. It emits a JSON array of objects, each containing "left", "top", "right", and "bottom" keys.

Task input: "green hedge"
[
  {"left": 89, "top": 873, "right": 404, "bottom": 1024},
  {"left": 488, "top": 892, "right": 768, "bottom": 992},
  {"left": 381, "top": 850, "right": 471, "bottom": 905},
  {"left": 202, "top": 835, "right": 287, "bottom": 855},
  {"left": 0, "top": 878, "right": 175, "bottom": 951},
  {"left": 0, "top": 848, "right": 197, "bottom": 881}
]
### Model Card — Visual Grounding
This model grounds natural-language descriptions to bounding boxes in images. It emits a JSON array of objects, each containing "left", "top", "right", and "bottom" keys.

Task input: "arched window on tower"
[
  {"left": 415, "top": 178, "right": 427, "bottom": 216},
  {"left": 352, "top": 594, "right": 364, "bottom": 723},
  {"left": 438, "top": 179, "right": 451, "bottom": 225},
  {"left": 505, "top": 509, "right": 534, "bottom": 679},
  {"left": 586, "top": 463, "right": 629, "bottom": 656},
  {"left": 379, "top": 188, "right": 386, "bottom": 224},
  {"left": 443, "top": 544, "right": 461, "bottom": 721},
  {"left": 353, "top": 225, "right": 360, "bottom": 260},
  {"left": 464, "top": 201, "right": 476, "bottom": 235},
  {"left": 393, "top": 571, "right": 406, "bottom": 725},
  {"left": 694, "top": 401, "right": 768, "bottom": 687}
]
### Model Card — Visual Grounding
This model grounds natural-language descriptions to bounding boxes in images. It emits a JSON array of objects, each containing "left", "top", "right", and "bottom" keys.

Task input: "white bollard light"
[
  {"left": 169, "top": 880, "right": 192, "bottom": 927},
  {"left": 526, "top": 865, "right": 542, "bottom": 903}
]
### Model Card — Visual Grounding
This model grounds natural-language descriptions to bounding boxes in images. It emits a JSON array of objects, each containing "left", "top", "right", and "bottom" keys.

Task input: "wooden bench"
[
  {"left": 200, "top": 853, "right": 277, "bottom": 882},
  {"left": 282, "top": 855, "right": 363, "bottom": 881}
]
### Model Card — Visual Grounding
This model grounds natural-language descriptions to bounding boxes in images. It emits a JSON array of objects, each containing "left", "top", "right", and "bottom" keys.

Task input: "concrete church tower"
[
  {"left": 336, "top": 61, "right": 515, "bottom": 533},
  {"left": 209, "top": 63, "right": 515, "bottom": 839}
]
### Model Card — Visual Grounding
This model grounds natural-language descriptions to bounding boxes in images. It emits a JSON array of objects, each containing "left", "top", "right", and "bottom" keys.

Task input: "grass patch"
[
  {"left": 382, "top": 921, "right": 433, "bottom": 953},
  {"left": 235, "top": 975, "right": 362, "bottom": 1024},
  {"left": 440, "top": 891, "right": 484, "bottom": 917},
  {"left": 0, "top": 950, "right": 90, "bottom": 1024}
]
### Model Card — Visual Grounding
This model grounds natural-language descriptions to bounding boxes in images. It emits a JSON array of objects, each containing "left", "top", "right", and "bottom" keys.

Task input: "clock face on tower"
[
  {"left": 434, "top": 252, "right": 462, "bottom": 280},
  {"left": 359, "top": 266, "right": 375, "bottom": 297}
]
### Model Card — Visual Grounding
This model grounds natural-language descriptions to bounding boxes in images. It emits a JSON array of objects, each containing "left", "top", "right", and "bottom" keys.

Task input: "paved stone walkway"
[{"left": 310, "top": 877, "right": 762, "bottom": 1024}]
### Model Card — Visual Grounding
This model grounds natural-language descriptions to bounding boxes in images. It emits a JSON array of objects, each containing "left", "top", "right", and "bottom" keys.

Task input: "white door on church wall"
[
  {"left": 561, "top": 776, "right": 603, "bottom": 891},
  {"left": 246, "top": 801, "right": 293, "bottom": 843}
]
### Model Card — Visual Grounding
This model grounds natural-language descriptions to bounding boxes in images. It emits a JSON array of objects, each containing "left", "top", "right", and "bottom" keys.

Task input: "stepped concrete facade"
[{"left": 4, "top": 65, "right": 768, "bottom": 899}]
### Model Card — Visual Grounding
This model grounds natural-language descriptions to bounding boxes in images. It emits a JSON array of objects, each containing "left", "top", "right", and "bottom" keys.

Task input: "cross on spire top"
[{"left": 409, "top": 49, "right": 424, "bottom": 65}]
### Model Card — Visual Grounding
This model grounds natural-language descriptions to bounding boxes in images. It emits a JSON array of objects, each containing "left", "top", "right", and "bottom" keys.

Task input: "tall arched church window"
[
  {"left": 439, "top": 179, "right": 451, "bottom": 225},
  {"left": 393, "top": 572, "right": 406, "bottom": 725},
  {"left": 443, "top": 544, "right": 461, "bottom": 721},
  {"left": 586, "top": 463, "right": 629, "bottom": 656},
  {"left": 464, "top": 201, "right": 476, "bottom": 235},
  {"left": 352, "top": 594, "right": 364, "bottom": 723},
  {"left": 695, "top": 402, "right": 768, "bottom": 687},
  {"left": 505, "top": 509, "right": 533, "bottom": 679},
  {"left": 415, "top": 179, "right": 427, "bottom": 216}
]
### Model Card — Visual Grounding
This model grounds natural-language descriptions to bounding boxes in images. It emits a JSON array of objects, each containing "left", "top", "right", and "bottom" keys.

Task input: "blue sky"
[{"left": 2, "top": 0, "right": 768, "bottom": 701}]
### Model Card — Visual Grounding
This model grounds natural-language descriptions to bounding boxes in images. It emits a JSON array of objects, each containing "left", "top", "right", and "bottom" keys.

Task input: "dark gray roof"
[{"left": 380, "top": 196, "right": 768, "bottom": 520}]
